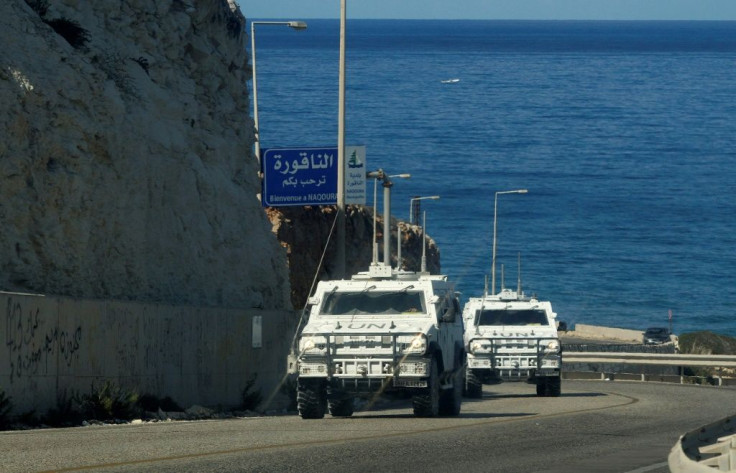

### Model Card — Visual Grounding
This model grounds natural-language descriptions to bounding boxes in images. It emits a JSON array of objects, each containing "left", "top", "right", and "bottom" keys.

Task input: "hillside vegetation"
[{"left": 679, "top": 331, "right": 736, "bottom": 355}]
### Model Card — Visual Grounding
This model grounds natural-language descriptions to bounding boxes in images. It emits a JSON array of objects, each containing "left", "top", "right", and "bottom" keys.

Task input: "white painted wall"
[{"left": 1, "top": 292, "right": 295, "bottom": 415}]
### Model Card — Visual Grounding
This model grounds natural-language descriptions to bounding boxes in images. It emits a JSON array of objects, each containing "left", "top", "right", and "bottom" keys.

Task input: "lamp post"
[
  {"left": 250, "top": 20, "right": 307, "bottom": 165},
  {"left": 367, "top": 170, "right": 410, "bottom": 267},
  {"left": 420, "top": 210, "right": 429, "bottom": 273},
  {"left": 491, "top": 189, "right": 528, "bottom": 295},
  {"left": 336, "top": 0, "right": 348, "bottom": 279},
  {"left": 409, "top": 195, "right": 440, "bottom": 224}
]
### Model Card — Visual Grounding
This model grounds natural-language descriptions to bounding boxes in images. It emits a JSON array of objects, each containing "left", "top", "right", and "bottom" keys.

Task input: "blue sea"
[{"left": 251, "top": 20, "right": 736, "bottom": 336}]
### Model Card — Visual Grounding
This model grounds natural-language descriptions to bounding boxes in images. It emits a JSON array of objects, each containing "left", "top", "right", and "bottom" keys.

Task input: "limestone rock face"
[{"left": 0, "top": 0, "right": 290, "bottom": 309}]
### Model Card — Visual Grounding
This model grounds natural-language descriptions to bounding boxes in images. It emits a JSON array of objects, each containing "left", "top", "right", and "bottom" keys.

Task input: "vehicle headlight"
[
  {"left": 469, "top": 338, "right": 492, "bottom": 354},
  {"left": 541, "top": 340, "right": 560, "bottom": 353},
  {"left": 299, "top": 336, "right": 326, "bottom": 354},
  {"left": 400, "top": 334, "right": 427, "bottom": 355}
]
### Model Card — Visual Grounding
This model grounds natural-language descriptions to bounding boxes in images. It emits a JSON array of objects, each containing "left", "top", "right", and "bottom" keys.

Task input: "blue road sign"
[
  {"left": 262, "top": 147, "right": 337, "bottom": 206},
  {"left": 261, "top": 146, "right": 366, "bottom": 207}
]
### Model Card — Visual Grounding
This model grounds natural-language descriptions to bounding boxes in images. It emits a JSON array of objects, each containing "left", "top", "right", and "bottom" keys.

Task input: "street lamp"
[
  {"left": 250, "top": 20, "right": 307, "bottom": 165},
  {"left": 336, "top": 0, "right": 348, "bottom": 279},
  {"left": 409, "top": 195, "right": 440, "bottom": 224},
  {"left": 491, "top": 189, "right": 528, "bottom": 295},
  {"left": 367, "top": 170, "right": 410, "bottom": 268}
]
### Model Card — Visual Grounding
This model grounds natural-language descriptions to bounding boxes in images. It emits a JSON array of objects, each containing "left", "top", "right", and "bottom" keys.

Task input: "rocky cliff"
[
  {"left": 267, "top": 206, "right": 440, "bottom": 309},
  {"left": 0, "top": 0, "right": 440, "bottom": 311},
  {"left": 0, "top": 0, "right": 289, "bottom": 309}
]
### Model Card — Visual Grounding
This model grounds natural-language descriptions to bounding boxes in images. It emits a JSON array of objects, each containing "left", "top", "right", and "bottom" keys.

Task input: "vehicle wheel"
[
  {"left": 412, "top": 361, "right": 439, "bottom": 417},
  {"left": 548, "top": 376, "right": 562, "bottom": 397},
  {"left": 464, "top": 368, "right": 483, "bottom": 399},
  {"left": 439, "top": 366, "right": 463, "bottom": 416},
  {"left": 327, "top": 388, "right": 354, "bottom": 417},
  {"left": 297, "top": 379, "right": 326, "bottom": 419},
  {"left": 536, "top": 378, "right": 547, "bottom": 397}
]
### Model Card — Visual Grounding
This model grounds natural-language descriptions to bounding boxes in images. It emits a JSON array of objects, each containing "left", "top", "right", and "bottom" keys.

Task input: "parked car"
[{"left": 643, "top": 327, "right": 671, "bottom": 345}]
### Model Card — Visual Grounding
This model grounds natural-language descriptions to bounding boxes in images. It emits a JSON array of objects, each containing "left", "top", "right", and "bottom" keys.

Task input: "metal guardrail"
[
  {"left": 563, "top": 352, "right": 736, "bottom": 368},
  {"left": 561, "top": 350, "right": 736, "bottom": 471},
  {"left": 669, "top": 414, "right": 736, "bottom": 472},
  {"left": 563, "top": 343, "right": 677, "bottom": 354}
]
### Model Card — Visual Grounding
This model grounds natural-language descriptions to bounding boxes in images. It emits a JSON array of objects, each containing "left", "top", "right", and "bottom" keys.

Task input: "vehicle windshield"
[
  {"left": 476, "top": 309, "right": 550, "bottom": 326},
  {"left": 320, "top": 291, "right": 426, "bottom": 315},
  {"left": 645, "top": 328, "right": 668, "bottom": 336}
]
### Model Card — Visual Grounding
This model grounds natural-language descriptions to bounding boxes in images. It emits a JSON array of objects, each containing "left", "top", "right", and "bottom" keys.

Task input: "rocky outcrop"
[
  {"left": 267, "top": 206, "right": 440, "bottom": 309},
  {"left": 0, "top": 0, "right": 290, "bottom": 309},
  {"left": 0, "top": 1, "right": 441, "bottom": 312}
]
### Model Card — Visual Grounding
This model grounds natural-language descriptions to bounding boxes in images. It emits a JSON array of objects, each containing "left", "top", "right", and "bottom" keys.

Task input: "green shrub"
[{"left": 78, "top": 381, "right": 140, "bottom": 421}]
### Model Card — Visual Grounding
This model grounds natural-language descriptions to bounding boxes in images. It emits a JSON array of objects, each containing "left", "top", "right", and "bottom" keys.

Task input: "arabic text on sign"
[{"left": 273, "top": 152, "right": 335, "bottom": 175}]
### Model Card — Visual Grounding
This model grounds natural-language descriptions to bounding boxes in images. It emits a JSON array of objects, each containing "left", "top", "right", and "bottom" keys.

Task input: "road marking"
[{"left": 624, "top": 461, "right": 669, "bottom": 472}]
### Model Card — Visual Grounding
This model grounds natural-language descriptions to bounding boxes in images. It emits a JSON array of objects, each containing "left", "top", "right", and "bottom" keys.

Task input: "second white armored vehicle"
[
  {"left": 295, "top": 263, "right": 466, "bottom": 419},
  {"left": 463, "top": 285, "right": 562, "bottom": 398}
]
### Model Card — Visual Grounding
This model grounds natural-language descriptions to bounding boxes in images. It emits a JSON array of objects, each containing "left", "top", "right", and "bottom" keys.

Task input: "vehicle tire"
[
  {"left": 439, "top": 366, "right": 463, "bottom": 416},
  {"left": 548, "top": 376, "right": 561, "bottom": 397},
  {"left": 464, "top": 368, "right": 483, "bottom": 399},
  {"left": 297, "top": 378, "right": 326, "bottom": 419},
  {"left": 327, "top": 389, "right": 354, "bottom": 417},
  {"left": 412, "top": 361, "right": 440, "bottom": 417}
]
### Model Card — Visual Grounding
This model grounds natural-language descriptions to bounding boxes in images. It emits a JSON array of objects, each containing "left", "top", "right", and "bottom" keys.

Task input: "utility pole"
[{"left": 335, "top": 0, "right": 347, "bottom": 279}]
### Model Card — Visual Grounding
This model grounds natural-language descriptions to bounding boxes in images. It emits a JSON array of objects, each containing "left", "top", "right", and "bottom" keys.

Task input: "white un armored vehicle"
[
  {"left": 295, "top": 263, "right": 465, "bottom": 418},
  {"left": 463, "top": 284, "right": 562, "bottom": 398},
  {"left": 293, "top": 169, "right": 464, "bottom": 418}
]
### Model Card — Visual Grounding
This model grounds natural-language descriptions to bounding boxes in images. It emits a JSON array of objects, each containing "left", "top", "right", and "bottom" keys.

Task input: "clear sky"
[{"left": 243, "top": 0, "right": 736, "bottom": 20}]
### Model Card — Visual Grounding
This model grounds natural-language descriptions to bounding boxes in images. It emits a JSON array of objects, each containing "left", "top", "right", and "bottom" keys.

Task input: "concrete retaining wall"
[
  {"left": 571, "top": 323, "right": 644, "bottom": 342},
  {"left": 1, "top": 292, "right": 296, "bottom": 416}
]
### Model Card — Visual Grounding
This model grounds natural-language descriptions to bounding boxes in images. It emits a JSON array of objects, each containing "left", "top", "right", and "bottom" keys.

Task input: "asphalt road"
[{"left": 2, "top": 380, "right": 734, "bottom": 473}]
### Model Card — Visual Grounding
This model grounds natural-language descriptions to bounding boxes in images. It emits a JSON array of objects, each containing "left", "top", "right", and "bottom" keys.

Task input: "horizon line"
[{"left": 246, "top": 17, "right": 736, "bottom": 22}]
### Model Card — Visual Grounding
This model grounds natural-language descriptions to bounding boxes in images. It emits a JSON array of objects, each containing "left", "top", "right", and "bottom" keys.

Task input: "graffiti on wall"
[{"left": 4, "top": 297, "right": 82, "bottom": 383}]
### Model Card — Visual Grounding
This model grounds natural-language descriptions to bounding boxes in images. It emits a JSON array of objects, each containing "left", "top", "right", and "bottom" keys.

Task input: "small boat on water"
[{"left": 441, "top": 78, "right": 460, "bottom": 84}]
